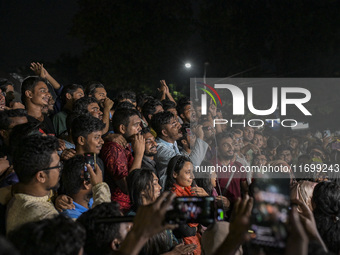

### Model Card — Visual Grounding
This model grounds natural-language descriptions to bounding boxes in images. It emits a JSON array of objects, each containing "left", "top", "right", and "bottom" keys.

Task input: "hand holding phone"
[
  {"left": 250, "top": 178, "right": 290, "bottom": 249},
  {"left": 85, "top": 163, "right": 103, "bottom": 186},
  {"left": 165, "top": 196, "right": 215, "bottom": 225}
]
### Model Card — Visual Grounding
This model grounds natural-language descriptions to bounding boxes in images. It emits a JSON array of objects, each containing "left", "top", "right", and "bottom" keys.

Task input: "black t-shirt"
[{"left": 27, "top": 114, "right": 56, "bottom": 136}]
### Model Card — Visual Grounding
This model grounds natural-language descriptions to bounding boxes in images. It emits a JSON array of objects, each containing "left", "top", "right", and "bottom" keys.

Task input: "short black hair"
[
  {"left": 161, "top": 99, "right": 176, "bottom": 111},
  {"left": 142, "top": 99, "right": 163, "bottom": 123},
  {"left": 0, "top": 79, "right": 14, "bottom": 89},
  {"left": 177, "top": 123, "right": 190, "bottom": 147},
  {"left": 276, "top": 144, "right": 292, "bottom": 155},
  {"left": 140, "top": 126, "right": 151, "bottom": 135},
  {"left": 150, "top": 111, "right": 174, "bottom": 138},
  {"left": 116, "top": 90, "right": 136, "bottom": 103},
  {"left": 127, "top": 168, "right": 155, "bottom": 212},
  {"left": 216, "top": 132, "right": 233, "bottom": 147},
  {"left": 73, "top": 96, "right": 99, "bottom": 115},
  {"left": 21, "top": 76, "right": 48, "bottom": 105},
  {"left": 60, "top": 84, "right": 83, "bottom": 105},
  {"left": 112, "top": 108, "right": 140, "bottom": 133},
  {"left": 8, "top": 215, "right": 85, "bottom": 255},
  {"left": 71, "top": 115, "right": 105, "bottom": 146},
  {"left": 13, "top": 135, "right": 59, "bottom": 184},
  {"left": 176, "top": 99, "right": 191, "bottom": 117},
  {"left": 136, "top": 94, "right": 154, "bottom": 109},
  {"left": 77, "top": 202, "right": 122, "bottom": 255},
  {"left": 266, "top": 136, "right": 281, "bottom": 150},
  {"left": 9, "top": 122, "right": 45, "bottom": 155},
  {"left": 115, "top": 101, "right": 136, "bottom": 111},
  {"left": 61, "top": 155, "right": 87, "bottom": 195},
  {"left": 85, "top": 82, "right": 105, "bottom": 97},
  {"left": 0, "top": 109, "right": 27, "bottom": 130}
]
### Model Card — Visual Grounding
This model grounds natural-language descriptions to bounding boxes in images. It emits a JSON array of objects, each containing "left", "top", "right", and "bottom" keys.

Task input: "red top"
[
  {"left": 100, "top": 142, "right": 134, "bottom": 212},
  {"left": 171, "top": 183, "right": 201, "bottom": 255}
]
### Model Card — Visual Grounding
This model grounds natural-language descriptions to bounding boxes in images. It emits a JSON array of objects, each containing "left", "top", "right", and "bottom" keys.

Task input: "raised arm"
[
  {"left": 30, "top": 62, "right": 61, "bottom": 90},
  {"left": 158, "top": 80, "right": 176, "bottom": 105}
]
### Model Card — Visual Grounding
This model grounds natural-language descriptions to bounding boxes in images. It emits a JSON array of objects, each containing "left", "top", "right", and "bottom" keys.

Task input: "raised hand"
[
  {"left": 86, "top": 163, "right": 103, "bottom": 186},
  {"left": 60, "top": 149, "right": 76, "bottom": 161},
  {"left": 30, "top": 62, "right": 48, "bottom": 78},
  {"left": 131, "top": 133, "right": 145, "bottom": 157},
  {"left": 103, "top": 97, "right": 114, "bottom": 110}
]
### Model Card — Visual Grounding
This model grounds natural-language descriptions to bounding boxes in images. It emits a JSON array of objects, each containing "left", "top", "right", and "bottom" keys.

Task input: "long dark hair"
[
  {"left": 127, "top": 168, "right": 155, "bottom": 212},
  {"left": 164, "top": 155, "right": 191, "bottom": 191},
  {"left": 194, "top": 160, "right": 214, "bottom": 195},
  {"left": 127, "top": 168, "right": 171, "bottom": 255},
  {"left": 313, "top": 181, "right": 340, "bottom": 254}
]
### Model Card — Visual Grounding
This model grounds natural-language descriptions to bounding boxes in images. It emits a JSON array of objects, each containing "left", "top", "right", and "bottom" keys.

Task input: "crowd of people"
[{"left": 0, "top": 62, "right": 339, "bottom": 255}]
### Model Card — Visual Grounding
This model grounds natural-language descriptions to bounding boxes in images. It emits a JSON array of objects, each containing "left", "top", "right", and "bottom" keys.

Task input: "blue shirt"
[
  {"left": 62, "top": 198, "right": 93, "bottom": 219},
  {"left": 154, "top": 138, "right": 181, "bottom": 188}
]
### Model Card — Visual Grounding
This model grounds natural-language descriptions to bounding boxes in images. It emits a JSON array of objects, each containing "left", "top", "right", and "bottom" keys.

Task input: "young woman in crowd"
[
  {"left": 127, "top": 168, "right": 196, "bottom": 255},
  {"left": 164, "top": 155, "right": 201, "bottom": 255},
  {"left": 194, "top": 161, "right": 230, "bottom": 213}
]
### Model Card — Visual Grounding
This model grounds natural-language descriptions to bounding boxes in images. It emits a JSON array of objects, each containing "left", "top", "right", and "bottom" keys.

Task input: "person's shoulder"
[
  {"left": 102, "top": 141, "right": 125, "bottom": 152},
  {"left": 53, "top": 111, "right": 67, "bottom": 119},
  {"left": 61, "top": 208, "right": 81, "bottom": 220},
  {"left": 9, "top": 194, "right": 57, "bottom": 217}
]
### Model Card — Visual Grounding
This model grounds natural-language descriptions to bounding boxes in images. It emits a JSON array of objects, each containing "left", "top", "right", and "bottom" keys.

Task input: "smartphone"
[
  {"left": 165, "top": 196, "right": 215, "bottom": 225},
  {"left": 250, "top": 177, "right": 290, "bottom": 249},
  {"left": 84, "top": 153, "right": 96, "bottom": 180}
]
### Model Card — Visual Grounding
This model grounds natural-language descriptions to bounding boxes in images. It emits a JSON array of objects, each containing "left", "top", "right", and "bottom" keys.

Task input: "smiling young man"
[
  {"left": 71, "top": 114, "right": 106, "bottom": 172},
  {"left": 151, "top": 112, "right": 208, "bottom": 187},
  {"left": 72, "top": 96, "right": 114, "bottom": 135},
  {"left": 21, "top": 76, "right": 55, "bottom": 135},
  {"left": 140, "top": 127, "right": 158, "bottom": 173},
  {"left": 151, "top": 111, "right": 182, "bottom": 187},
  {"left": 6, "top": 135, "right": 60, "bottom": 234},
  {"left": 100, "top": 108, "right": 145, "bottom": 212},
  {"left": 85, "top": 83, "right": 114, "bottom": 133}
]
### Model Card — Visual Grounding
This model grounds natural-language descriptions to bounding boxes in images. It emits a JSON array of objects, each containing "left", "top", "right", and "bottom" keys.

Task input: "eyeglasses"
[
  {"left": 41, "top": 162, "right": 63, "bottom": 172},
  {"left": 202, "top": 126, "right": 213, "bottom": 131}
]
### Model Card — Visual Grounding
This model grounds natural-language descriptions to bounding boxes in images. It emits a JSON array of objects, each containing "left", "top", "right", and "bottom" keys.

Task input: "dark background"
[{"left": 1, "top": 0, "right": 340, "bottom": 111}]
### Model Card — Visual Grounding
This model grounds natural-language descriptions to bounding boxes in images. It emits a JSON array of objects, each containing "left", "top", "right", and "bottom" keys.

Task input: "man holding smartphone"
[{"left": 60, "top": 155, "right": 111, "bottom": 219}]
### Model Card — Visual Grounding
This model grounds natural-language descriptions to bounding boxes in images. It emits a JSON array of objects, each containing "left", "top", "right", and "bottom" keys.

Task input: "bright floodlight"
[{"left": 185, "top": 63, "right": 191, "bottom": 68}]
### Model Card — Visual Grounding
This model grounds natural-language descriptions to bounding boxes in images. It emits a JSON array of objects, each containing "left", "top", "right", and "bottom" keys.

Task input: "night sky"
[
  {"left": 0, "top": 0, "right": 82, "bottom": 72},
  {"left": 1, "top": 0, "right": 340, "bottom": 93}
]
